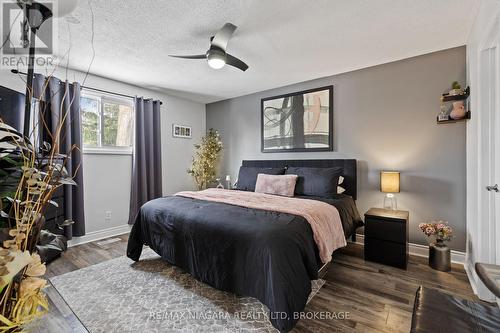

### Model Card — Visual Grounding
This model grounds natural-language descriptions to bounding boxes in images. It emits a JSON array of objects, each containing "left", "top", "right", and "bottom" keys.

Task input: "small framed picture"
[
  {"left": 172, "top": 124, "right": 192, "bottom": 138},
  {"left": 437, "top": 112, "right": 449, "bottom": 122}
]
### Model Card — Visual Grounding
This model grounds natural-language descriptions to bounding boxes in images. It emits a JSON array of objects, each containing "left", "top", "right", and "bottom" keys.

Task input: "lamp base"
[{"left": 383, "top": 193, "right": 397, "bottom": 210}]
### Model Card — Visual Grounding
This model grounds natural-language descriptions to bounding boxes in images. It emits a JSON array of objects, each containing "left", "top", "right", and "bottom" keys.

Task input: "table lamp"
[{"left": 380, "top": 171, "right": 400, "bottom": 210}]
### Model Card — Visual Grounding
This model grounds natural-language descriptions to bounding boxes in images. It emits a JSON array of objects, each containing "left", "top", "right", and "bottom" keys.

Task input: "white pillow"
[{"left": 337, "top": 176, "right": 346, "bottom": 194}]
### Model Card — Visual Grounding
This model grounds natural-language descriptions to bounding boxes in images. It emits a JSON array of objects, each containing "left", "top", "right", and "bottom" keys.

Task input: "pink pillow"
[{"left": 255, "top": 174, "right": 298, "bottom": 197}]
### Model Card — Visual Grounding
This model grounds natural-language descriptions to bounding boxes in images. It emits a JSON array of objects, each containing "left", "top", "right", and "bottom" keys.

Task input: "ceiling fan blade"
[
  {"left": 211, "top": 23, "right": 237, "bottom": 51},
  {"left": 226, "top": 54, "right": 249, "bottom": 71},
  {"left": 169, "top": 54, "right": 207, "bottom": 59}
]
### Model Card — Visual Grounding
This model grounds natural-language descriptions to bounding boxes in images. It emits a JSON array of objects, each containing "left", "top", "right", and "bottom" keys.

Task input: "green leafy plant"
[
  {"left": 451, "top": 81, "right": 461, "bottom": 90},
  {"left": 188, "top": 129, "right": 223, "bottom": 190}
]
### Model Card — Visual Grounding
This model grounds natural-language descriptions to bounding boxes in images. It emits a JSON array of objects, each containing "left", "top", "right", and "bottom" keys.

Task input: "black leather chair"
[
  {"left": 411, "top": 287, "right": 500, "bottom": 332},
  {"left": 475, "top": 263, "right": 500, "bottom": 298}
]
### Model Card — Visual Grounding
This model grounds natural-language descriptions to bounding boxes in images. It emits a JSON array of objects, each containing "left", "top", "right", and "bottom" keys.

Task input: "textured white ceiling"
[{"left": 56, "top": 0, "right": 479, "bottom": 103}]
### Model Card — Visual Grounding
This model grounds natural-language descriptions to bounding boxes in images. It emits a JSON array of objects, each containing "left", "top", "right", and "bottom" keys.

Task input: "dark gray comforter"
[{"left": 127, "top": 194, "right": 362, "bottom": 332}]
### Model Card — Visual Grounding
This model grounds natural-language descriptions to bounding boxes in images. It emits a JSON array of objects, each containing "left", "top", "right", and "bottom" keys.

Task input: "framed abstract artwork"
[{"left": 261, "top": 85, "right": 333, "bottom": 152}]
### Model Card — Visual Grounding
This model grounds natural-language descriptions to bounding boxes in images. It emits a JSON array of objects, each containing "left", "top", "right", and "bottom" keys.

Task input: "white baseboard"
[
  {"left": 464, "top": 260, "right": 479, "bottom": 295},
  {"left": 68, "top": 224, "right": 131, "bottom": 247},
  {"left": 351, "top": 234, "right": 466, "bottom": 265}
]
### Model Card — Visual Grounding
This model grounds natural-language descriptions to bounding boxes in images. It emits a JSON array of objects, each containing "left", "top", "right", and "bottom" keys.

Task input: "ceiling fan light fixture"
[
  {"left": 207, "top": 50, "right": 226, "bottom": 69},
  {"left": 207, "top": 58, "right": 225, "bottom": 69},
  {"left": 169, "top": 23, "right": 248, "bottom": 71}
]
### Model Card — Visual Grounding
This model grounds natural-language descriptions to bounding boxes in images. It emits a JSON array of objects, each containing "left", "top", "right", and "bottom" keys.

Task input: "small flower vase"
[{"left": 429, "top": 239, "right": 451, "bottom": 272}]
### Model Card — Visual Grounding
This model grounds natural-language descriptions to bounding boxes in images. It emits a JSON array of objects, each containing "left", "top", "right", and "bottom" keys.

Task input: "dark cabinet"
[{"left": 364, "top": 208, "right": 409, "bottom": 269}]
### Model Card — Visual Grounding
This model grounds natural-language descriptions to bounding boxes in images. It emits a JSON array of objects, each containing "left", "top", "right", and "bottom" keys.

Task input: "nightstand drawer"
[
  {"left": 365, "top": 216, "right": 406, "bottom": 244},
  {"left": 365, "top": 237, "right": 407, "bottom": 269}
]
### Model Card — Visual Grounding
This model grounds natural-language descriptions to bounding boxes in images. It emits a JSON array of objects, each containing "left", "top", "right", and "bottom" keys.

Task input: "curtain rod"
[{"left": 10, "top": 69, "right": 163, "bottom": 105}]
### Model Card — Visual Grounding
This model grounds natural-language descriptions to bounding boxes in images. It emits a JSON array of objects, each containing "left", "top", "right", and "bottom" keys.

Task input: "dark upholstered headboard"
[{"left": 241, "top": 159, "right": 357, "bottom": 200}]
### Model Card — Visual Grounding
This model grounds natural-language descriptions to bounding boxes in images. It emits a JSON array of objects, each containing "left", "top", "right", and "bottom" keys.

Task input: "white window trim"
[
  {"left": 83, "top": 147, "right": 133, "bottom": 155},
  {"left": 81, "top": 89, "right": 135, "bottom": 155}
]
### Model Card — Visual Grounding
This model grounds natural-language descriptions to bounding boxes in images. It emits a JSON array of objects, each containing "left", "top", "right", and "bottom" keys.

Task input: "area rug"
[{"left": 50, "top": 249, "right": 325, "bottom": 333}]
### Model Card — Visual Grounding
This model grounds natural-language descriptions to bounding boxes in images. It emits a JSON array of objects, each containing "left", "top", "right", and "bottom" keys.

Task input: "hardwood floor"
[
  {"left": 45, "top": 234, "right": 129, "bottom": 279},
  {"left": 296, "top": 245, "right": 478, "bottom": 333},
  {"left": 39, "top": 234, "right": 478, "bottom": 333}
]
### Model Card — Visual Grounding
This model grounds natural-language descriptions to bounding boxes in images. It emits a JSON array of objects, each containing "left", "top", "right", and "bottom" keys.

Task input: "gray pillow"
[
  {"left": 236, "top": 167, "right": 285, "bottom": 191},
  {"left": 286, "top": 167, "right": 343, "bottom": 197}
]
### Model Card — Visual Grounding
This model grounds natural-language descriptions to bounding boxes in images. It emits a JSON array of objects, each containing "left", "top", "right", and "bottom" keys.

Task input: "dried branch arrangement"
[{"left": 0, "top": 81, "right": 80, "bottom": 331}]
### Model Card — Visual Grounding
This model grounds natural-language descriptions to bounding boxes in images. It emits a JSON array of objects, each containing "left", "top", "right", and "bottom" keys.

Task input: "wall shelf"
[
  {"left": 437, "top": 86, "right": 471, "bottom": 123},
  {"left": 441, "top": 86, "right": 470, "bottom": 102},
  {"left": 437, "top": 111, "right": 471, "bottom": 124}
]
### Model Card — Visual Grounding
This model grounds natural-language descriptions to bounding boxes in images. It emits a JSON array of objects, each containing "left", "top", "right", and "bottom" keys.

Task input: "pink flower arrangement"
[{"left": 419, "top": 221, "right": 453, "bottom": 242}]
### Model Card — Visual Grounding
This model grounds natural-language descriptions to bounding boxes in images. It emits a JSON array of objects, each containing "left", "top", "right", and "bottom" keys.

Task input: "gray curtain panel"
[
  {"left": 128, "top": 98, "right": 162, "bottom": 225},
  {"left": 33, "top": 74, "right": 85, "bottom": 239}
]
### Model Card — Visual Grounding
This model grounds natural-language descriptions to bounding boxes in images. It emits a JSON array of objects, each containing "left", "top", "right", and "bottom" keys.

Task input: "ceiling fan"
[{"left": 169, "top": 23, "right": 249, "bottom": 72}]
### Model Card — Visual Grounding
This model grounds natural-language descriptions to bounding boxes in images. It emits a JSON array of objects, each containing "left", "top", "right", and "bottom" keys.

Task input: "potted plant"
[
  {"left": 187, "top": 129, "right": 223, "bottom": 190},
  {"left": 448, "top": 81, "right": 463, "bottom": 96},
  {"left": 419, "top": 221, "right": 453, "bottom": 272},
  {"left": 0, "top": 98, "right": 79, "bottom": 330}
]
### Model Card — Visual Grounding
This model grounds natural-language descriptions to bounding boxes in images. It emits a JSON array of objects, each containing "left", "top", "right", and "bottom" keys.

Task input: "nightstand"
[{"left": 364, "top": 208, "right": 409, "bottom": 269}]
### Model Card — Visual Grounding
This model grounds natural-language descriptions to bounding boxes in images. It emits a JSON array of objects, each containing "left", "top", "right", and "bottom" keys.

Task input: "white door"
[
  {"left": 466, "top": 1, "right": 500, "bottom": 303},
  {"left": 478, "top": 14, "right": 500, "bottom": 267},
  {"left": 494, "top": 23, "right": 500, "bottom": 268}
]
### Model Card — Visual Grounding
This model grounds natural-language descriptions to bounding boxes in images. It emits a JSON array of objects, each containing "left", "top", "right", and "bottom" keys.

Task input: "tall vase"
[{"left": 429, "top": 239, "right": 451, "bottom": 272}]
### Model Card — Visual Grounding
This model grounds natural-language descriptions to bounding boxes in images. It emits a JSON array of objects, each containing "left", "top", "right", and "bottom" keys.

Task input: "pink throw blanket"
[{"left": 175, "top": 188, "right": 347, "bottom": 263}]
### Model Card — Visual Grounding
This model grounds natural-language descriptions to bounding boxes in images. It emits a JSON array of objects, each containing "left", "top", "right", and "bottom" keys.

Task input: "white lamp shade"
[{"left": 380, "top": 171, "right": 400, "bottom": 193}]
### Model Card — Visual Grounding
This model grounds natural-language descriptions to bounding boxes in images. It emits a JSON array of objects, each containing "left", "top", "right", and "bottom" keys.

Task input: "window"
[{"left": 81, "top": 91, "right": 134, "bottom": 153}]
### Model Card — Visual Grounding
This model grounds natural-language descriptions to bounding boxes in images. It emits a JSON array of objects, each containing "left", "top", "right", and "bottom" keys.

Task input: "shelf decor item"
[
  {"left": 437, "top": 83, "right": 471, "bottom": 124},
  {"left": 419, "top": 221, "right": 453, "bottom": 271},
  {"left": 380, "top": 171, "right": 400, "bottom": 210},
  {"left": 448, "top": 81, "right": 463, "bottom": 96}
]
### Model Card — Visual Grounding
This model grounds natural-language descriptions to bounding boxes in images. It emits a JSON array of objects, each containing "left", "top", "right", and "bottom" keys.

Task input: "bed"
[{"left": 127, "top": 159, "right": 362, "bottom": 332}]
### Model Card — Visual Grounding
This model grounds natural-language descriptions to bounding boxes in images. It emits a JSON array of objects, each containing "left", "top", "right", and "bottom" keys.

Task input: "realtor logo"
[{"left": 0, "top": 0, "right": 57, "bottom": 69}]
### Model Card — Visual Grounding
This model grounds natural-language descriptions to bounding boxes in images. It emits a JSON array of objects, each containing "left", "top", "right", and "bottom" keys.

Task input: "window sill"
[{"left": 83, "top": 148, "right": 133, "bottom": 156}]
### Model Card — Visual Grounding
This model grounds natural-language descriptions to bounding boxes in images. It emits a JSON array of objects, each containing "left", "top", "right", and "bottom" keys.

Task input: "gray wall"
[{"left": 206, "top": 46, "right": 466, "bottom": 251}]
